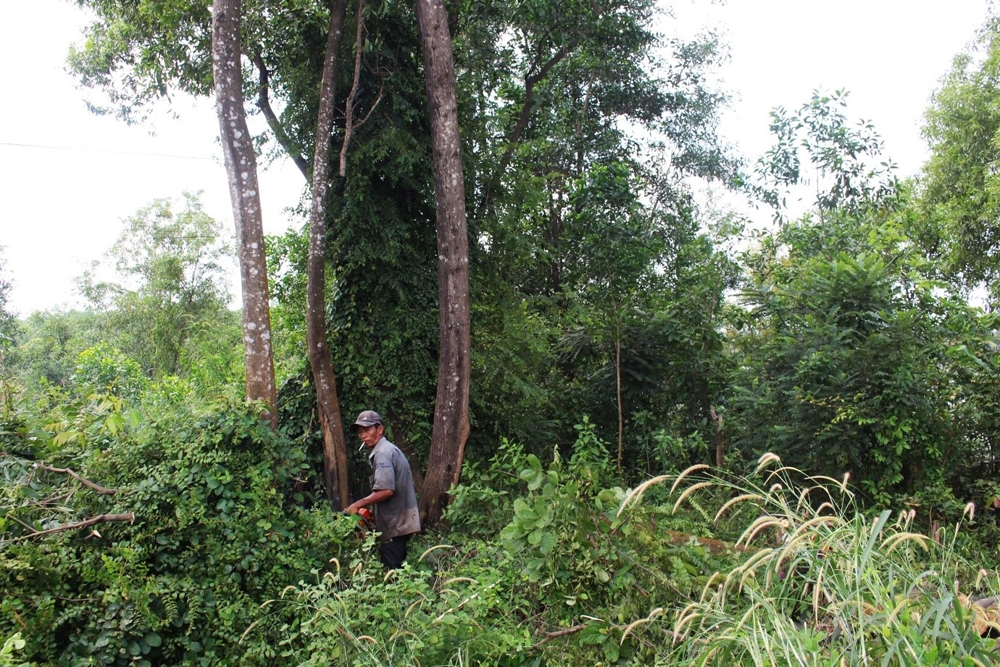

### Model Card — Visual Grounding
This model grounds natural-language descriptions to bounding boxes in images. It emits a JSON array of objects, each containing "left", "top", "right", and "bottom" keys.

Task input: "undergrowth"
[{"left": 3, "top": 377, "right": 998, "bottom": 665}]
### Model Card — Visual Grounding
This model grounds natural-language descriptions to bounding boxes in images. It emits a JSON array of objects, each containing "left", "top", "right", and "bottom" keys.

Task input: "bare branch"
[
  {"left": 351, "top": 77, "right": 384, "bottom": 135},
  {"left": 35, "top": 464, "right": 119, "bottom": 495},
  {"left": 339, "top": 0, "right": 367, "bottom": 177},
  {"left": 252, "top": 49, "right": 310, "bottom": 180},
  {"left": 533, "top": 624, "right": 587, "bottom": 647},
  {"left": 8, "top": 513, "right": 135, "bottom": 542}
]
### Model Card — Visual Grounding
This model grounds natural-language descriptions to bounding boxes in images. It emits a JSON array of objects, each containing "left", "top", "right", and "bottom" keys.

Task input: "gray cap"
[{"left": 352, "top": 410, "right": 382, "bottom": 430}]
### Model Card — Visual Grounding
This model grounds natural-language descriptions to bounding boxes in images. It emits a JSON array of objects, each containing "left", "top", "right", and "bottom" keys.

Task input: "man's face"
[{"left": 357, "top": 424, "right": 383, "bottom": 449}]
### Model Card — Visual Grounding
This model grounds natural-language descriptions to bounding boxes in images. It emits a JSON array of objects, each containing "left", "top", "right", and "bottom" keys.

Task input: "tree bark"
[
  {"left": 306, "top": 0, "right": 350, "bottom": 509},
  {"left": 414, "top": 0, "right": 471, "bottom": 526},
  {"left": 213, "top": 0, "right": 278, "bottom": 425}
]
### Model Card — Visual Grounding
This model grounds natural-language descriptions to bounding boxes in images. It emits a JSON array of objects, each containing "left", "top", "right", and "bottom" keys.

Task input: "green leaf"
[
  {"left": 527, "top": 472, "right": 544, "bottom": 491},
  {"left": 538, "top": 531, "right": 557, "bottom": 555}
]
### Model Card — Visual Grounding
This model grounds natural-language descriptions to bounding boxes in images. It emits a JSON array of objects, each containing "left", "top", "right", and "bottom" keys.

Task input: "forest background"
[{"left": 4, "top": 0, "right": 1000, "bottom": 665}]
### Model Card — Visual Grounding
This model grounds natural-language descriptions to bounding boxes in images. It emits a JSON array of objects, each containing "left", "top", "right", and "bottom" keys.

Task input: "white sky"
[{"left": 0, "top": 0, "right": 992, "bottom": 315}]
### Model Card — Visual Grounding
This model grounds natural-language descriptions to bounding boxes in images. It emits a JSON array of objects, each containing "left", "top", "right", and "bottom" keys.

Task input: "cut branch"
[
  {"left": 9, "top": 513, "right": 135, "bottom": 542},
  {"left": 253, "top": 49, "right": 310, "bottom": 180},
  {"left": 35, "top": 464, "right": 119, "bottom": 495}
]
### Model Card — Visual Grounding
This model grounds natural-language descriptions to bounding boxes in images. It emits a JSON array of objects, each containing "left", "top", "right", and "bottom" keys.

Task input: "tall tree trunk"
[
  {"left": 306, "top": 0, "right": 350, "bottom": 509},
  {"left": 414, "top": 0, "right": 471, "bottom": 527},
  {"left": 212, "top": 0, "right": 277, "bottom": 424}
]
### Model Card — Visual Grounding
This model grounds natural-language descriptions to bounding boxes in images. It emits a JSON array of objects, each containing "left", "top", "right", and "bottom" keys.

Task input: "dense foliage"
[{"left": 4, "top": 2, "right": 1000, "bottom": 665}]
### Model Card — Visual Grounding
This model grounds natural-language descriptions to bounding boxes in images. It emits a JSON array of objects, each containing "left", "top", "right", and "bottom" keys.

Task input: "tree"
[
  {"left": 0, "top": 249, "right": 16, "bottom": 366},
  {"left": 731, "top": 92, "right": 1000, "bottom": 505},
  {"left": 730, "top": 212, "right": 998, "bottom": 504},
  {"left": 455, "top": 1, "right": 736, "bottom": 464},
  {"left": 212, "top": 0, "right": 278, "bottom": 424},
  {"left": 11, "top": 310, "right": 103, "bottom": 388},
  {"left": 756, "top": 90, "right": 898, "bottom": 224},
  {"left": 922, "top": 17, "right": 1000, "bottom": 307},
  {"left": 304, "top": 0, "right": 350, "bottom": 508},
  {"left": 77, "top": 194, "right": 232, "bottom": 378},
  {"left": 414, "top": 0, "right": 472, "bottom": 525},
  {"left": 64, "top": 0, "right": 738, "bottom": 501}
]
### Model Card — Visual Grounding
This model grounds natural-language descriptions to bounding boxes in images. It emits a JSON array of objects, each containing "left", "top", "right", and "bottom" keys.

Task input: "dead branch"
[
  {"left": 35, "top": 464, "right": 119, "bottom": 495},
  {"left": 8, "top": 512, "right": 135, "bottom": 542},
  {"left": 533, "top": 624, "right": 587, "bottom": 647},
  {"left": 339, "top": 0, "right": 367, "bottom": 177}
]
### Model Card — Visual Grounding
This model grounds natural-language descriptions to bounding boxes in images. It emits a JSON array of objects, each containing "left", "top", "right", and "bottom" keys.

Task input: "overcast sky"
[{"left": 0, "top": 0, "right": 992, "bottom": 315}]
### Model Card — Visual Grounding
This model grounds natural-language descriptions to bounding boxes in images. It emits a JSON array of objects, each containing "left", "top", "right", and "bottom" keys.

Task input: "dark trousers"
[{"left": 379, "top": 534, "right": 411, "bottom": 569}]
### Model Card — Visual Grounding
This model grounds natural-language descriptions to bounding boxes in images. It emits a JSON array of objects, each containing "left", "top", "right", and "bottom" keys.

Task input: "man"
[{"left": 345, "top": 410, "right": 421, "bottom": 569}]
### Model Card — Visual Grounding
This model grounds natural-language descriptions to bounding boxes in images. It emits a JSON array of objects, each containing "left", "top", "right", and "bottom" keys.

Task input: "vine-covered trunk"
[
  {"left": 306, "top": 0, "right": 350, "bottom": 509},
  {"left": 414, "top": 0, "right": 471, "bottom": 526},
  {"left": 212, "top": 0, "right": 277, "bottom": 424}
]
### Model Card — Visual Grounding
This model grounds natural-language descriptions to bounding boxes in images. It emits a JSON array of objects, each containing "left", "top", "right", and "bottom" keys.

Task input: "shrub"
[{"left": 1, "top": 395, "right": 353, "bottom": 666}]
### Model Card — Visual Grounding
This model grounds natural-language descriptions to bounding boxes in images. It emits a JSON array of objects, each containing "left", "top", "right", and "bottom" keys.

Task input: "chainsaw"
[{"left": 343, "top": 506, "right": 375, "bottom": 533}]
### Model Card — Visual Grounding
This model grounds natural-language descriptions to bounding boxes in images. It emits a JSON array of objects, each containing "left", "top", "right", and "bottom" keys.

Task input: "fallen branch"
[
  {"left": 533, "top": 623, "right": 587, "bottom": 647},
  {"left": 8, "top": 512, "right": 135, "bottom": 542},
  {"left": 35, "top": 464, "right": 119, "bottom": 495}
]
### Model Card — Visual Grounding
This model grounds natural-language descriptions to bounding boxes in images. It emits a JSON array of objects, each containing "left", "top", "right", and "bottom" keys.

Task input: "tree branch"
[
  {"left": 352, "top": 79, "right": 384, "bottom": 134},
  {"left": 35, "top": 464, "right": 119, "bottom": 495},
  {"left": 339, "top": 0, "right": 367, "bottom": 177},
  {"left": 533, "top": 624, "right": 587, "bottom": 647},
  {"left": 252, "top": 50, "right": 310, "bottom": 180},
  {"left": 475, "top": 41, "right": 579, "bottom": 220},
  {"left": 8, "top": 513, "right": 135, "bottom": 542}
]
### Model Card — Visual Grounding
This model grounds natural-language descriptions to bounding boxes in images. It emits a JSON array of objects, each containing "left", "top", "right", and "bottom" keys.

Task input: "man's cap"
[{"left": 352, "top": 410, "right": 383, "bottom": 430}]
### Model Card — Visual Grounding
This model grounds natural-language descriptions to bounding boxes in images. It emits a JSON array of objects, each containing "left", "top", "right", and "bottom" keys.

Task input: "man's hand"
[{"left": 344, "top": 489, "right": 393, "bottom": 516}]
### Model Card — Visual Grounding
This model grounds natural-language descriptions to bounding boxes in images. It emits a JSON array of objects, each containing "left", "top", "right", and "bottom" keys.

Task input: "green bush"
[
  {"left": 72, "top": 342, "right": 147, "bottom": 401},
  {"left": 1, "top": 393, "right": 354, "bottom": 666}
]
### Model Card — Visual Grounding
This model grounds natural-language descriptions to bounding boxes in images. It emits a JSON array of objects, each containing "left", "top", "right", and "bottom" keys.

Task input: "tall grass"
[{"left": 623, "top": 454, "right": 1000, "bottom": 666}]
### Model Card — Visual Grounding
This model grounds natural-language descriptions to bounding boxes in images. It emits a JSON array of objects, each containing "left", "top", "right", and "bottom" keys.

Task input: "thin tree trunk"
[
  {"left": 306, "top": 0, "right": 350, "bottom": 509},
  {"left": 710, "top": 405, "right": 724, "bottom": 468},
  {"left": 212, "top": 0, "right": 277, "bottom": 425},
  {"left": 414, "top": 0, "right": 471, "bottom": 527},
  {"left": 611, "top": 294, "right": 623, "bottom": 472}
]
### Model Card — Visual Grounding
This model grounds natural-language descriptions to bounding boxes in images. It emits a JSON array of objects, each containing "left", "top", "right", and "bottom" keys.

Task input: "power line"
[{"left": 0, "top": 140, "right": 217, "bottom": 161}]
